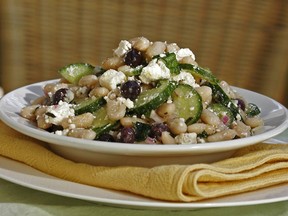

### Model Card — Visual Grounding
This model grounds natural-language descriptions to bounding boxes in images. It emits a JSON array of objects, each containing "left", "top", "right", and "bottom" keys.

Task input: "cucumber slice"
[
  {"left": 128, "top": 80, "right": 177, "bottom": 116},
  {"left": 172, "top": 84, "right": 203, "bottom": 125},
  {"left": 208, "top": 103, "right": 234, "bottom": 127},
  {"left": 59, "top": 63, "right": 95, "bottom": 84},
  {"left": 92, "top": 106, "right": 119, "bottom": 139},
  {"left": 74, "top": 97, "right": 106, "bottom": 115},
  {"left": 179, "top": 64, "right": 219, "bottom": 84}
]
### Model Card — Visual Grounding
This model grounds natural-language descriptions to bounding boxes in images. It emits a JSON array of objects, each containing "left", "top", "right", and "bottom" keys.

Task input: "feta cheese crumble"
[
  {"left": 45, "top": 101, "right": 75, "bottom": 125},
  {"left": 99, "top": 69, "right": 126, "bottom": 90},
  {"left": 172, "top": 70, "right": 199, "bottom": 88},
  {"left": 114, "top": 40, "right": 132, "bottom": 57},
  {"left": 175, "top": 132, "right": 197, "bottom": 144},
  {"left": 139, "top": 59, "right": 170, "bottom": 84},
  {"left": 117, "top": 97, "right": 134, "bottom": 109},
  {"left": 176, "top": 48, "right": 195, "bottom": 61},
  {"left": 55, "top": 129, "right": 69, "bottom": 136}
]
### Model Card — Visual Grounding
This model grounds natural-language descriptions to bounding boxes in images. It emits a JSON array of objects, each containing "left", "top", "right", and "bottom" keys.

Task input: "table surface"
[{"left": 1, "top": 130, "right": 288, "bottom": 216}]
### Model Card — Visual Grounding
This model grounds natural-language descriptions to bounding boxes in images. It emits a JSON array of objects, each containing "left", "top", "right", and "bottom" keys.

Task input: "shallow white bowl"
[{"left": 0, "top": 80, "right": 287, "bottom": 167}]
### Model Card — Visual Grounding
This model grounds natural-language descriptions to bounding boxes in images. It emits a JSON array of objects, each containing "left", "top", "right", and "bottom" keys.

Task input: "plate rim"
[
  {"left": 0, "top": 79, "right": 288, "bottom": 156},
  {"left": 0, "top": 155, "right": 288, "bottom": 210}
]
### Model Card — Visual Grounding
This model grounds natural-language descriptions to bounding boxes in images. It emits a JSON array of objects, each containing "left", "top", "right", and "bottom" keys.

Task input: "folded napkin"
[{"left": 1, "top": 120, "right": 288, "bottom": 202}]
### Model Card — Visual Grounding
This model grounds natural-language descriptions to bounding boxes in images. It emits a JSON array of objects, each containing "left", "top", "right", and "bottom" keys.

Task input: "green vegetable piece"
[
  {"left": 197, "top": 131, "right": 208, "bottom": 138},
  {"left": 134, "top": 122, "right": 151, "bottom": 142},
  {"left": 128, "top": 80, "right": 177, "bottom": 116},
  {"left": 74, "top": 97, "right": 106, "bottom": 115},
  {"left": 180, "top": 64, "right": 219, "bottom": 84},
  {"left": 207, "top": 83, "right": 239, "bottom": 118},
  {"left": 92, "top": 106, "right": 111, "bottom": 128},
  {"left": 121, "top": 65, "right": 143, "bottom": 77},
  {"left": 172, "top": 84, "right": 203, "bottom": 125},
  {"left": 59, "top": 63, "right": 95, "bottom": 84},
  {"left": 246, "top": 103, "right": 261, "bottom": 117},
  {"left": 159, "top": 53, "right": 180, "bottom": 75},
  {"left": 208, "top": 103, "right": 234, "bottom": 127},
  {"left": 92, "top": 106, "right": 119, "bottom": 139},
  {"left": 94, "top": 66, "right": 106, "bottom": 76},
  {"left": 93, "top": 123, "right": 119, "bottom": 139}
]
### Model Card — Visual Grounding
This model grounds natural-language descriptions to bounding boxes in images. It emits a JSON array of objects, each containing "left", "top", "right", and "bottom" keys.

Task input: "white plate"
[
  {"left": 0, "top": 154, "right": 288, "bottom": 210},
  {"left": 0, "top": 80, "right": 288, "bottom": 166}
]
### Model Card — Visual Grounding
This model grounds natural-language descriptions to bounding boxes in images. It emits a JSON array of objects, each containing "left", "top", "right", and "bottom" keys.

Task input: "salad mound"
[{"left": 20, "top": 37, "right": 263, "bottom": 144}]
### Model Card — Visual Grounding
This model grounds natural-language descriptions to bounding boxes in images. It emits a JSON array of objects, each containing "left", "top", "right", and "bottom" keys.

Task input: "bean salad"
[{"left": 20, "top": 37, "right": 264, "bottom": 144}]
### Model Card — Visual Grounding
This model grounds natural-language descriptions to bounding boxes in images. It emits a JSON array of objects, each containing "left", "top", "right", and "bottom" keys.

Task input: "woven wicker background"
[{"left": 0, "top": 0, "right": 287, "bottom": 106}]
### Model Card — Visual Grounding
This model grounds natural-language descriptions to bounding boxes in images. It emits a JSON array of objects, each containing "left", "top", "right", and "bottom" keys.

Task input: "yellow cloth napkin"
[{"left": 1, "top": 120, "right": 288, "bottom": 202}]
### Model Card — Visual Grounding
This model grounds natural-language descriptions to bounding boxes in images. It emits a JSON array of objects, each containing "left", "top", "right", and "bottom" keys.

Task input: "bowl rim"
[{"left": 0, "top": 80, "right": 287, "bottom": 157}]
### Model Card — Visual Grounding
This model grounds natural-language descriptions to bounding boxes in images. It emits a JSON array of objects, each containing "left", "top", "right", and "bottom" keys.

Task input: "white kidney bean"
[
  {"left": 102, "top": 56, "right": 124, "bottom": 70},
  {"left": 187, "top": 123, "right": 206, "bottom": 134},
  {"left": 232, "top": 121, "right": 251, "bottom": 138},
  {"left": 106, "top": 99, "right": 126, "bottom": 121},
  {"left": 36, "top": 115, "right": 52, "bottom": 129},
  {"left": 78, "top": 75, "right": 98, "bottom": 89},
  {"left": 20, "top": 105, "right": 39, "bottom": 121},
  {"left": 107, "top": 88, "right": 121, "bottom": 100},
  {"left": 67, "top": 128, "right": 96, "bottom": 140},
  {"left": 195, "top": 86, "right": 212, "bottom": 108},
  {"left": 156, "top": 103, "right": 176, "bottom": 118},
  {"left": 43, "top": 83, "right": 56, "bottom": 95},
  {"left": 34, "top": 106, "right": 47, "bottom": 118},
  {"left": 201, "top": 109, "right": 221, "bottom": 126},
  {"left": 244, "top": 116, "right": 264, "bottom": 128},
  {"left": 219, "top": 81, "right": 237, "bottom": 99},
  {"left": 61, "top": 113, "right": 95, "bottom": 129},
  {"left": 117, "top": 65, "right": 133, "bottom": 75},
  {"left": 145, "top": 41, "right": 166, "bottom": 59},
  {"left": 205, "top": 125, "right": 216, "bottom": 134},
  {"left": 89, "top": 87, "right": 109, "bottom": 98},
  {"left": 167, "top": 118, "right": 187, "bottom": 135},
  {"left": 166, "top": 43, "right": 180, "bottom": 53},
  {"left": 71, "top": 86, "right": 89, "bottom": 98},
  {"left": 161, "top": 131, "right": 176, "bottom": 144},
  {"left": 179, "top": 56, "right": 198, "bottom": 66},
  {"left": 149, "top": 110, "right": 164, "bottom": 123},
  {"left": 130, "top": 37, "right": 150, "bottom": 51},
  {"left": 187, "top": 123, "right": 215, "bottom": 135},
  {"left": 207, "top": 129, "right": 237, "bottom": 142},
  {"left": 120, "top": 116, "right": 146, "bottom": 127},
  {"left": 43, "top": 83, "right": 69, "bottom": 95}
]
